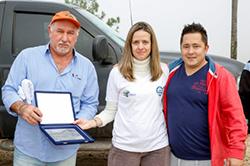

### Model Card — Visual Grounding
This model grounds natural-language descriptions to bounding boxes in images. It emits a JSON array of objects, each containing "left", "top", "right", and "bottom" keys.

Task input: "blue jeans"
[{"left": 13, "top": 148, "right": 77, "bottom": 166}]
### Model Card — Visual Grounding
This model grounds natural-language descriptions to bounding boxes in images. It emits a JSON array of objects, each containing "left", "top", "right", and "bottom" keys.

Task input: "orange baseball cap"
[{"left": 50, "top": 11, "right": 80, "bottom": 28}]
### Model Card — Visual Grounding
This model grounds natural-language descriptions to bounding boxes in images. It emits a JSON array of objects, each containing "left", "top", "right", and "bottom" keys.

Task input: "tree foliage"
[{"left": 65, "top": 0, "right": 120, "bottom": 31}]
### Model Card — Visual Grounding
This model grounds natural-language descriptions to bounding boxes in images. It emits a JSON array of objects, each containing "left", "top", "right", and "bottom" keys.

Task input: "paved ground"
[
  {"left": 1, "top": 135, "right": 250, "bottom": 166},
  {"left": 0, "top": 138, "right": 110, "bottom": 166},
  {"left": 244, "top": 135, "right": 250, "bottom": 165}
]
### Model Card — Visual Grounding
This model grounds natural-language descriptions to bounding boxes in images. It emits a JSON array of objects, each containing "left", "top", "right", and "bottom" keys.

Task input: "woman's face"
[{"left": 131, "top": 30, "right": 151, "bottom": 61}]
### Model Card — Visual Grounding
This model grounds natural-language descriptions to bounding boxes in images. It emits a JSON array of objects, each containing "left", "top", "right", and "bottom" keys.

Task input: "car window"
[
  {"left": 12, "top": 12, "right": 94, "bottom": 60},
  {"left": 0, "top": 3, "right": 4, "bottom": 40},
  {"left": 75, "top": 28, "right": 93, "bottom": 60},
  {"left": 13, "top": 12, "right": 50, "bottom": 55}
]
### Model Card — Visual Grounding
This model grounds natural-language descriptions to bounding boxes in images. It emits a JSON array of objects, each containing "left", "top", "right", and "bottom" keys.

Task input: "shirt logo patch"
[
  {"left": 156, "top": 86, "right": 163, "bottom": 96},
  {"left": 123, "top": 90, "right": 136, "bottom": 97},
  {"left": 192, "top": 80, "right": 207, "bottom": 94},
  {"left": 72, "top": 73, "right": 81, "bottom": 80}
]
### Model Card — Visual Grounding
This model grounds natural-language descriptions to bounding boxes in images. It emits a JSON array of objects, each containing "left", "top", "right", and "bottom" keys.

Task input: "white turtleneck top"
[{"left": 95, "top": 57, "right": 169, "bottom": 152}]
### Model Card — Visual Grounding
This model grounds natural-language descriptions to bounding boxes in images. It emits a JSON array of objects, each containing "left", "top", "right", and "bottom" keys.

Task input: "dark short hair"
[{"left": 180, "top": 23, "right": 208, "bottom": 46}]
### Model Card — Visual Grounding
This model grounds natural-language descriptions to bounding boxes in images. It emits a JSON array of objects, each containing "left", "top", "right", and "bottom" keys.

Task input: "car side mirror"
[{"left": 92, "top": 35, "right": 113, "bottom": 64}]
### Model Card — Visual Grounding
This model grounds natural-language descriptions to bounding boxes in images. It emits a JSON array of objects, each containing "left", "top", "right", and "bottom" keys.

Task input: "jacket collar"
[{"left": 169, "top": 55, "right": 217, "bottom": 78}]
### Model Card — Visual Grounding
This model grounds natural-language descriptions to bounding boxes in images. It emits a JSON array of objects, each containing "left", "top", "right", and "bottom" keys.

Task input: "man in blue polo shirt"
[{"left": 1, "top": 11, "right": 99, "bottom": 165}]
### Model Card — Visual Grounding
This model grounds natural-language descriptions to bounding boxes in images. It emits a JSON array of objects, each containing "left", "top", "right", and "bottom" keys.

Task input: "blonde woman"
[{"left": 75, "top": 22, "right": 170, "bottom": 166}]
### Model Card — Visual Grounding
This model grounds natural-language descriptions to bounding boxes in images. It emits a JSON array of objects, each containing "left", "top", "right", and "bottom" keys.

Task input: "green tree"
[{"left": 65, "top": 0, "right": 120, "bottom": 31}]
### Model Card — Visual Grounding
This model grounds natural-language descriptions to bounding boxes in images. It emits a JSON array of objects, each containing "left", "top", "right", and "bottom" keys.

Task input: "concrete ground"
[
  {"left": 1, "top": 136, "right": 250, "bottom": 166},
  {"left": 244, "top": 135, "right": 250, "bottom": 165},
  {"left": 0, "top": 138, "right": 110, "bottom": 166}
]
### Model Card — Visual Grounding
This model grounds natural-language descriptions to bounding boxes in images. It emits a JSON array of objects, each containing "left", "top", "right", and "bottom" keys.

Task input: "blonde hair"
[{"left": 118, "top": 21, "right": 162, "bottom": 81}]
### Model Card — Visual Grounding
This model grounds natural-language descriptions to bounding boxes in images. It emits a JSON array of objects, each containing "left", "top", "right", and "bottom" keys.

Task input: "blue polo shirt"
[
  {"left": 2, "top": 44, "right": 99, "bottom": 162},
  {"left": 167, "top": 63, "right": 210, "bottom": 160}
]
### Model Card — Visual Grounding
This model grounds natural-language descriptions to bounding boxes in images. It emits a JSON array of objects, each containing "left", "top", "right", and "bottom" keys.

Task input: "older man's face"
[{"left": 48, "top": 20, "right": 79, "bottom": 56}]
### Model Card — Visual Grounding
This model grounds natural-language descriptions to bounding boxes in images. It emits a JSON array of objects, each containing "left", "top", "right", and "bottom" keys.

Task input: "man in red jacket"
[{"left": 163, "top": 23, "right": 247, "bottom": 166}]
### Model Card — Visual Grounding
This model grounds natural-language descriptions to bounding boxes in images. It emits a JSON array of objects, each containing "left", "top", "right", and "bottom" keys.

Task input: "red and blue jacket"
[{"left": 163, "top": 56, "right": 247, "bottom": 166}]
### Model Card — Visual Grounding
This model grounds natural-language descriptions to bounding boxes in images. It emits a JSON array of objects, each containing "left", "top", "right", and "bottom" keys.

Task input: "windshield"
[{"left": 76, "top": 8, "right": 125, "bottom": 47}]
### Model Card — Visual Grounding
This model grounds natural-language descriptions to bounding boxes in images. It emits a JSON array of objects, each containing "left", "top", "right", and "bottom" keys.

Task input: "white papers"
[{"left": 35, "top": 92, "right": 74, "bottom": 124}]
